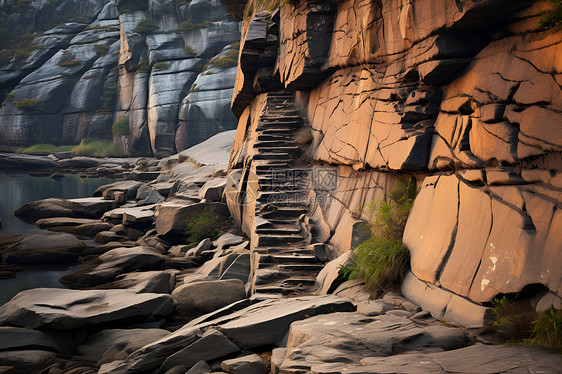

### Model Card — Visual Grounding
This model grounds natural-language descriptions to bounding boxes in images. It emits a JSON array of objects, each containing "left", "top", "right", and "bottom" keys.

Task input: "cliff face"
[
  {"left": 0, "top": 0, "right": 240, "bottom": 156},
  {"left": 225, "top": 0, "right": 561, "bottom": 310}
]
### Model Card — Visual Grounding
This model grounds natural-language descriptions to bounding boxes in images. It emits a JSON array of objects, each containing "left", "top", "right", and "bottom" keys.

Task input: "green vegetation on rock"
[
  {"left": 112, "top": 117, "right": 130, "bottom": 136},
  {"left": 492, "top": 296, "right": 562, "bottom": 354},
  {"left": 134, "top": 19, "right": 159, "bottom": 35},
  {"left": 59, "top": 59, "right": 79, "bottom": 67},
  {"left": 183, "top": 45, "right": 196, "bottom": 55},
  {"left": 72, "top": 138, "right": 125, "bottom": 157},
  {"left": 99, "top": 85, "right": 117, "bottom": 111},
  {"left": 183, "top": 206, "right": 229, "bottom": 245},
  {"left": 340, "top": 177, "right": 416, "bottom": 293},
  {"left": 19, "top": 144, "right": 74, "bottom": 155},
  {"left": 540, "top": 0, "right": 562, "bottom": 28},
  {"left": 0, "top": 32, "right": 40, "bottom": 65},
  {"left": 207, "top": 49, "right": 238, "bottom": 69},
  {"left": 14, "top": 99, "right": 40, "bottom": 110},
  {"left": 153, "top": 62, "right": 170, "bottom": 70},
  {"left": 177, "top": 20, "right": 211, "bottom": 32},
  {"left": 93, "top": 44, "right": 109, "bottom": 57}
]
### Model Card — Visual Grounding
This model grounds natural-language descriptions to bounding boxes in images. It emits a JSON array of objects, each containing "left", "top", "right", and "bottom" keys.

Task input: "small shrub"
[
  {"left": 99, "top": 85, "right": 117, "bottom": 111},
  {"left": 59, "top": 59, "right": 79, "bottom": 67},
  {"left": 93, "top": 44, "right": 109, "bottom": 57},
  {"left": 207, "top": 49, "right": 238, "bottom": 69},
  {"left": 492, "top": 296, "right": 537, "bottom": 342},
  {"left": 531, "top": 309, "right": 562, "bottom": 353},
  {"left": 540, "top": 0, "right": 562, "bottom": 29},
  {"left": 14, "top": 98, "right": 40, "bottom": 110},
  {"left": 11, "top": 0, "right": 31, "bottom": 11},
  {"left": 183, "top": 206, "right": 229, "bottom": 245},
  {"left": 183, "top": 45, "right": 196, "bottom": 55},
  {"left": 112, "top": 117, "right": 130, "bottom": 136},
  {"left": 340, "top": 177, "right": 416, "bottom": 293},
  {"left": 137, "top": 58, "right": 150, "bottom": 72},
  {"left": 72, "top": 138, "right": 125, "bottom": 157},
  {"left": 134, "top": 19, "right": 159, "bottom": 35},
  {"left": 177, "top": 21, "right": 211, "bottom": 32},
  {"left": 5, "top": 93, "right": 15, "bottom": 102},
  {"left": 176, "top": 0, "right": 189, "bottom": 5},
  {"left": 153, "top": 62, "right": 170, "bottom": 70},
  {"left": 0, "top": 33, "right": 39, "bottom": 65},
  {"left": 45, "top": 0, "right": 63, "bottom": 7}
]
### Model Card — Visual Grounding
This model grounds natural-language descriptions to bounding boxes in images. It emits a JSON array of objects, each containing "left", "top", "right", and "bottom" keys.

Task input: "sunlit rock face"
[
  {"left": 225, "top": 0, "right": 561, "bottom": 305},
  {"left": 0, "top": 0, "right": 240, "bottom": 156}
]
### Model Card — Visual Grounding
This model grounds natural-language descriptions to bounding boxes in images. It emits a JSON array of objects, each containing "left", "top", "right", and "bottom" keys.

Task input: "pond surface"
[
  {"left": 0, "top": 171, "right": 113, "bottom": 235},
  {"left": 0, "top": 171, "right": 113, "bottom": 305}
]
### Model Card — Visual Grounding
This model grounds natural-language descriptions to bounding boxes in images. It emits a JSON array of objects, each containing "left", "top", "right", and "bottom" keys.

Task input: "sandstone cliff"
[
  {"left": 0, "top": 0, "right": 240, "bottom": 156},
  {"left": 224, "top": 0, "right": 562, "bottom": 320}
]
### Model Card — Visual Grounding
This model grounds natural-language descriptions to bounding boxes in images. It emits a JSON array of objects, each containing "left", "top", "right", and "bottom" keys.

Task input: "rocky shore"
[{"left": 0, "top": 129, "right": 559, "bottom": 373}]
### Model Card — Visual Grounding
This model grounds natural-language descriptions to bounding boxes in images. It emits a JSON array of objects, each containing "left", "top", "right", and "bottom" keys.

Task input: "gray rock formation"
[{"left": 0, "top": 0, "right": 240, "bottom": 156}]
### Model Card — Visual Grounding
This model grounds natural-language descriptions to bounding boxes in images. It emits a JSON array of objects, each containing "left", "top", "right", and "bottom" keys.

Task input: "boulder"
[
  {"left": 198, "top": 178, "right": 227, "bottom": 202},
  {"left": 221, "top": 354, "right": 267, "bottom": 374},
  {"left": 155, "top": 202, "right": 229, "bottom": 236},
  {"left": 215, "top": 295, "right": 356, "bottom": 349},
  {"left": 35, "top": 217, "right": 113, "bottom": 236},
  {"left": 0, "top": 327, "right": 61, "bottom": 352},
  {"left": 0, "top": 350, "right": 57, "bottom": 374},
  {"left": 77, "top": 328, "right": 170, "bottom": 365},
  {"left": 171, "top": 279, "right": 246, "bottom": 317},
  {"left": 277, "top": 312, "right": 469, "bottom": 373},
  {"left": 14, "top": 197, "right": 116, "bottom": 222},
  {"left": 213, "top": 233, "right": 244, "bottom": 250},
  {"left": 2, "top": 233, "right": 85, "bottom": 265},
  {"left": 160, "top": 329, "right": 240, "bottom": 373},
  {"left": 0, "top": 288, "right": 174, "bottom": 330},
  {"left": 59, "top": 246, "right": 169, "bottom": 288},
  {"left": 98, "top": 271, "right": 174, "bottom": 294},
  {"left": 185, "top": 238, "right": 212, "bottom": 257}
]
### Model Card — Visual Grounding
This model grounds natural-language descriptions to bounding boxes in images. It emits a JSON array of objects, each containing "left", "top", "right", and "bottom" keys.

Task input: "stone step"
[
  {"left": 259, "top": 183, "right": 306, "bottom": 192},
  {"left": 256, "top": 134, "right": 294, "bottom": 142},
  {"left": 253, "top": 152, "right": 291, "bottom": 161},
  {"left": 254, "top": 140, "right": 295, "bottom": 147},
  {"left": 255, "top": 163, "right": 292, "bottom": 171},
  {"left": 256, "top": 234, "right": 305, "bottom": 247},
  {"left": 254, "top": 247, "right": 315, "bottom": 256},
  {"left": 261, "top": 207, "right": 308, "bottom": 219},
  {"left": 271, "top": 254, "right": 319, "bottom": 264},
  {"left": 265, "top": 110, "right": 299, "bottom": 116},
  {"left": 281, "top": 277, "right": 317, "bottom": 286},
  {"left": 255, "top": 226, "right": 302, "bottom": 236},
  {"left": 253, "top": 286, "right": 294, "bottom": 295},
  {"left": 255, "top": 146, "right": 301, "bottom": 155},
  {"left": 278, "top": 263, "right": 325, "bottom": 271},
  {"left": 257, "top": 190, "right": 307, "bottom": 200}
]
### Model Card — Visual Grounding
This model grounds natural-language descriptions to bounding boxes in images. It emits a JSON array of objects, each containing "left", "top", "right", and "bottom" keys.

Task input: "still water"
[
  {"left": 0, "top": 171, "right": 113, "bottom": 304},
  {"left": 0, "top": 171, "right": 113, "bottom": 235}
]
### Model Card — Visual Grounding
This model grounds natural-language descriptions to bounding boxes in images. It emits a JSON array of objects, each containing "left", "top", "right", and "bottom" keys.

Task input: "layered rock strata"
[
  {"left": 0, "top": 0, "right": 240, "bottom": 156},
  {"left": 224, "top": 0, "right": 562, "bottom": 322}
]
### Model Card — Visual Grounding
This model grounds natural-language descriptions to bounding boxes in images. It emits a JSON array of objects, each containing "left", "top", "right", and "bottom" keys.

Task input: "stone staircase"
[{"left": 250, "top": 92, "right": 324, "bottom": 297}]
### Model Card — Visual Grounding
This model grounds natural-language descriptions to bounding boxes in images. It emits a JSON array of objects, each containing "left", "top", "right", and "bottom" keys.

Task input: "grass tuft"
[
  {"left": 540, "top": 0, "right": 562, "bottom": 29},
  {"left": 183, "top": 206, "right": 229, "bottom": 245},
  {"left": 72, "top": 138, "right": 125, "bottom": 157},
  {"left": 531, "top": 309, "right": 562, "bottom": 353},
  {"left": 14, "top": 99, "right": 40, "bottom": 110},
  {"left": 134, "top": 19, "right": 159, "bottom": 35},
  {"left": 19, "top": 144, "right": 73, "bottom": 155},
  {"left": 112, "top": 117, "right": 130, "bottom": 136},
  {"left": 340, "top": 177, "right": 416, "bottom": 293}
]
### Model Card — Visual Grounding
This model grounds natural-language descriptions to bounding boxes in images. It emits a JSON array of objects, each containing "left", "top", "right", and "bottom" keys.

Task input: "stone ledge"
[{"left": 401, "top": 271, "right": 492, "bottom": 328}]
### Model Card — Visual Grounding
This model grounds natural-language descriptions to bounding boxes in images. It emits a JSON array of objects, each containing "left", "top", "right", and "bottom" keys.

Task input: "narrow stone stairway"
[{"left": 250, "top": 92, "right": 324, "bottom": 297}]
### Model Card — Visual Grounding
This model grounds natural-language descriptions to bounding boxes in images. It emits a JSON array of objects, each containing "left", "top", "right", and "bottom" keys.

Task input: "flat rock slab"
[
  {"left": 103, "top": 205, "right": 156, "bottom": 224},
  {"left": 215, "top": 295, "right": 355, "bottom": 349},
  {"left": 155, "top": 202, "right": 229, "bottom": 236},
  {"left": 221, "top": 354, "right": 267, "bottom": 374},
  {"left": 14, "top": 198, "right": 116, "bottom": 221},
  {"left": 35, "top": 217, "right": 112, "bottom": 236},
  {"left": 60, "top": 246, "right": 169, "bottom": 288},
  {"left": 0, "top": 349, "right": 56, "bottom": 373},
  {"left": 172, "top": 279, "right": 246, "bottom": 317},
  {"left": 77, "top": 328, "right": 170, "bottom": 364},
  {"left": 0, "top": 288, "right": 174, "bottom": 330},
  {"left": 101, "top": 296, "right": 354, "bottom": 373},
  {"left": 2, "top": 233, "right": 86, "bottom": 265},
  {"left": 0, "top": 327, "right": 61, "bottom": 352},
  {"left": 314, "top": 343, "right": 562, "bottom": 373},
  {"left": 278, "top": 312, "right": 469, "bottom": 373}
]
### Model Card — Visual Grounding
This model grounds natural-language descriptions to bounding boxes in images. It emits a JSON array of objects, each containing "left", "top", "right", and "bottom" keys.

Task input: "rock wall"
[
  {"left": 225, "top": 0, "right": 561, "bottom": 309},
  {"left": 0, "top": 0, "right": 240, "bottom": 156}
]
